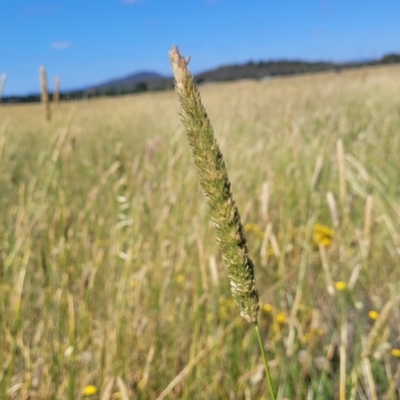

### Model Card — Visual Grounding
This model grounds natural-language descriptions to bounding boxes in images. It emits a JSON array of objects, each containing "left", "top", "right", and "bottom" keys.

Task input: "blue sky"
[{"left": 1, "top": 0, "right": 400, "bottom": 96}]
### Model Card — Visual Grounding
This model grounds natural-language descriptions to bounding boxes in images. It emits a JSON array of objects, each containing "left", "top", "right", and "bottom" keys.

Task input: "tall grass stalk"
[
  {"left": 337, "top": 138, "right": 347, "bottom": 213},
  {"left": 350, "top": 294, "right": 400, "bottom": 400},
  {"left": 39, "top": 66, "right": 51, "bottom": 121},
  {"left": 54, "top": 76, "right": 60, "bottom": 105},
  {"left": 338, "top": 293, "right": 348, "bottom": 400},
  {"left": 0, "top": 73, "right": 6, "bottom": 102},
  {"left": 169, "top": 45, "right": 276, "bottom": 399}
]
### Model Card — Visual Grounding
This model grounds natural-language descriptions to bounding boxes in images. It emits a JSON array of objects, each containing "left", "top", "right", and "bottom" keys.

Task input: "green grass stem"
[{"left": 255, "top": 324, "right": 276, "bottom": 400}]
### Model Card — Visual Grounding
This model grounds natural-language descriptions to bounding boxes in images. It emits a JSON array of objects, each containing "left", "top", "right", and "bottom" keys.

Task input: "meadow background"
[{"left": 1, "top": 64, "right": 400, "bottom": 399}]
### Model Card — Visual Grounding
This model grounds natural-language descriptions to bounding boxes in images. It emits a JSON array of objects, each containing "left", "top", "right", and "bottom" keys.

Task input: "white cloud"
[{"left": 52, "top": 41, "right": 72, "bottom": 50}]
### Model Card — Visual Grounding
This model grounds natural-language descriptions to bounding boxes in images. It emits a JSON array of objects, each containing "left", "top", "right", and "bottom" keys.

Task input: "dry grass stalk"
[
  {"left": 318, "top": 244, "right": 334, "bottom": 295},
  {"left": 208, "top": 255, "right": 220, "bottom": 287},
  {"left": 348, "top": 263, "right": 363, "bottom": 290},
  {"left": 53, "top": 76, "right": 60, "bottom": 105},
  {"left": 260, "top": 181, "right": 270, "bottom": 222},
  {"left": 362, "top": 357, "right": 378, "bottom": 400},
  {"left": 138, "top": 345, "right": 155, "bottom": 390},
  {"left": 363, "top": 195, "right": 373, "bottom": 240},
  {"left": 116, "top": 377, "right": 130, "bottom": 400},
  {"left": 169, "top": 45, "right": 259, "bottom": 324},
  {"left": 286, "top": 219, "right": 315, "bottom": 356},
  {"left": 100, "top": 377, "right": 115, "bottom": 400},
  {"left": 350, "top": 297, "right": 400, "bottom": 398},
  {"left": 326, "top": 191, "right": 339, "bottom": 228},
  {"left": 260, "top": 223, "right": 272, "bottom": 268},
  {"left": 339, "top": 319, "right": 348, "bottom": 400},
  {"left": 337, "top": 139, "right": 347, "bottom": 209},
  {"left": 269, "top": 232, "right": 280, "bottom": 259},
  {"left": 197, "top": 238, "right": 209, "bottom": 291},
  {"left": 12, "top": 244, "right": 31, "bottom": 332},
  {"left": 362, "top": 195, "right": 374, "bottom": 258},
  {"left": 362, "top": 295, "right": 400, "bottom": 359},
  {"left": 311, "top": 153, "right": 324, "bottom": 191},
  {"left": 39, "top": 66, "right": 51, "bottom": 121},
  {"left": 0, "top": 73, "right": 6, "bottom": 102}
]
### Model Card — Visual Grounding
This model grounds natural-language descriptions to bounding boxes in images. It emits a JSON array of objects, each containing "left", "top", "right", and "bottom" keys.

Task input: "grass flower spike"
[
  {"left": 169, "top": 45, "right": 259, "bottom": 324},
  {"left": 39, "top": 66, "right": 51, "bottom": 121}
]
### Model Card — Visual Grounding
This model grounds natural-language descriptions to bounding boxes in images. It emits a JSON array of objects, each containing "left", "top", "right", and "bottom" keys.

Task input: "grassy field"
[{"left": 1, "top": 64, "right": 400, "bottom": 399}]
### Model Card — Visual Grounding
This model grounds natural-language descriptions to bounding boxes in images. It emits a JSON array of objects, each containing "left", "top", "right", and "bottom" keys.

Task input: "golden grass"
[
  {"left": 39, "top": 66, "right": 51, "bottom": 121},
  {"left": 0, "top": 64, "right": 400, "bottom": 398},
  {"left": 54, "top": 76, "right": 60, "bottom": 106}
]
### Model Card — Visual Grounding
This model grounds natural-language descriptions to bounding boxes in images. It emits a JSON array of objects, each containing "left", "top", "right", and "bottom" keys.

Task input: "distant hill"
[
  {"left": 2, "top": 53, "right": 400, "bottom": 103},
  {"left": 194, "top": 60, "right": 337, "bottom": 83},
  {"left": 66, "top": 52, "right": 400, "bottom": 99},
  {"left": 194, "top": 53, "right": 400, "bottom": 83},
  {"left": 90, "top": 71, "right": 167, "bottom": 90},
  {"left": 72, "top": 71, "right": 173, "bottom": 99}
]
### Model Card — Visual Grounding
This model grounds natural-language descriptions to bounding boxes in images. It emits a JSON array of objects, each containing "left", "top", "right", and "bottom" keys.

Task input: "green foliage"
[{"left": 381, "top": 53, "right": 400, "bottom": 64}]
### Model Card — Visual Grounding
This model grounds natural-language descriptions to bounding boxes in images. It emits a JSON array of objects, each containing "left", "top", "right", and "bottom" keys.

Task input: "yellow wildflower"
[
  {"left": 260, "top": 303, "right": 273, "bottom": 327},
  {"left": 83, "top": 385, "right": 98, "bottom": 397},
  {"left": 176, "top": 274, "right": 185, "bottom": 283},
  {"left": 335, "top": 281, "right": 346, "bottom": 291},
  {"left": 304, "top": 328, "right": 324, "bottom": 344},
  {"left": 262, "top": 303, "right": 273, "bottom": 313},
  {"left": 391, "top": 348, "right": 400, "bottom": 358},
  {"left": 276, "top": 312, "right": 287, "bottom": 325},
  {"left": 316, "top": 328, "right": 324, "bottom": 337},
  {"left": 244, "top": 223, "right": 259, "bottom": 233},
  {"left": 244, "top": 223, "right": 264, "bottom": 239},
  {"left": 218, "top": 296, "right": 235, "bottom": 319},
  {"left": 130, "top": 279, "right": 139, "bottom": 288},
  {"left": 303, "top": 332, "right": 311, "bottom": 343},
  {"left": 368, "top": 310, "right": 379, "bottom": 321},
  {"left": 313, "top": 224, "right": 334, "bottom": 247},
  {"left": 218, "top": 296, "right": 234, "bottom": 308}
]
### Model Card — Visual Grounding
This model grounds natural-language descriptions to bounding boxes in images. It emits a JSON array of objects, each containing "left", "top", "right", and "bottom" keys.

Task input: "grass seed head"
[
  {"left": 169, "top": 45, "right": 259, "bottom": 324},
  {"left": 39, "top": 66, "right": 51, "bottom": 121}
]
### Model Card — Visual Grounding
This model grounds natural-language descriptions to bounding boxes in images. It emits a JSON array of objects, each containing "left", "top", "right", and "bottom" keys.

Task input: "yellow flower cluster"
[
  {"left": 261, "top": 303, "right": 287, "bottom": 328},
  {"left": 304, "top": 328, "right": 324, "bottom": 344},
  {"left": 313, "top": 224, "right": 335, "bottom": 247},
  {"left": 218, "top": 296, "right": 235, "bottom": 319},
  {"left": 244, "top": 223, "right": 264, "bottom": 239},
  {"left": 244, "top": 223, "right": 274, "bottom": 256}
]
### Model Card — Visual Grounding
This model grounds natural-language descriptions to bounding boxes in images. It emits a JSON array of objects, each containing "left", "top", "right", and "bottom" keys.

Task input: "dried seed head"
[{"left": 169, "top": 46, "right": 260, "bottom": 324}]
